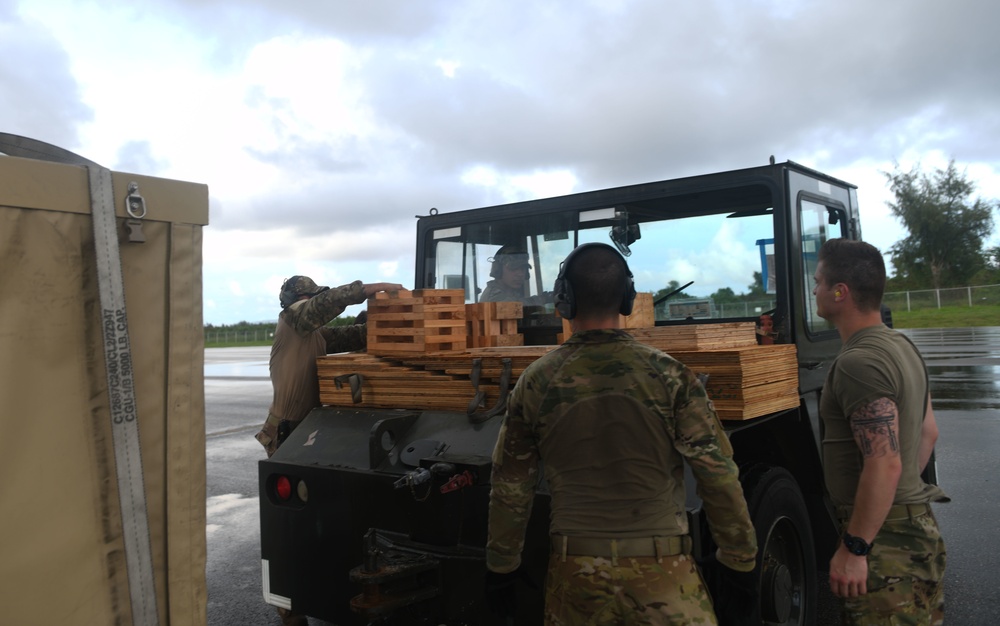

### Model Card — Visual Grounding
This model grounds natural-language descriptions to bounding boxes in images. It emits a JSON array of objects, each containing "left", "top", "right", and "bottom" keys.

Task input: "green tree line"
[
  {"left": 884, "top": 160, "right": 999, "bottom": 291},
  {"left": 204, "top": 315, "right": 362, "bottom": 336},
  {"left": 652, "top": 272, "right": 769, "bottom": 306}
]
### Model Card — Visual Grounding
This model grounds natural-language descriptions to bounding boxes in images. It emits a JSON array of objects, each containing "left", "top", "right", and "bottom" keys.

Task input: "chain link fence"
[
  {"left": 883, "top": 284, "right": 1000, "bottom": 312},
  {"left": 714, "top": 299, "right": 778, "bottom": 318},
  {"left": 203, "top": 287, "right": 997, "bottom": 344},
  {"left": 204, "top": 327, "right": 276, "bottom": 345}
]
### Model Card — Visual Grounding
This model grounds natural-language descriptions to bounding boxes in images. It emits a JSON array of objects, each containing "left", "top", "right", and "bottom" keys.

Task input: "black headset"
[
  {"left": 553, "top": 242, "right": 636, "bottom": 320},
  {"left": 489, "top": 244, "right": 530, "bottom": 279},
  {"left": 279, "top": 276, "right": 302, "bottom": 309}
]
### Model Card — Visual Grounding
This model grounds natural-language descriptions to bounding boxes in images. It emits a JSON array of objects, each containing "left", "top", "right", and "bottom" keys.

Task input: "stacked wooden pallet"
[
  {"left": 466, "top": 301, "right": 524, "bottom": 348},
  {"left": 366, "top": 289, "right": 467, "bottom": 355},
  {"left": 325, "top": 289, "right": 799, "bottom": 420}
]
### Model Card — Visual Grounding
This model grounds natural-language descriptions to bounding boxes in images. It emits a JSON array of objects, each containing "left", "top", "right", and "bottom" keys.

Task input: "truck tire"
[{"left": 743, "top": 465, "right": 817, "bottom": 626}]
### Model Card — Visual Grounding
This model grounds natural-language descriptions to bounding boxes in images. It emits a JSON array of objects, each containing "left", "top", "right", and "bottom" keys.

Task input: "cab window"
[{"left": 800, "top": 198, "right": 848, "bottom": 335}]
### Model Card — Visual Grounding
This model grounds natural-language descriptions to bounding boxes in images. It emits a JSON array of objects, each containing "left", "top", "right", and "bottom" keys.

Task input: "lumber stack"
[
  {"left": 366, "top": 289, "right": 467, "bottom": 355},
  {"left": 326, "top": 313, "right": 799, "bottom": 420},
  {"left": 466, "top": 301, "right": 524, "bottom": 348},
  {"left": 627, "top": 322, "right": 758, "bottom": 351},
  {"left": 317, "top": 347, "right": 553, "bottom": 412},
  {"left": 318, "top": 342, "right": 798, "bottom": 421},
  {"left": 670, "top": 343, "right": 800, "bottom": 420},
  {"left": 630, "top": 323, "right": 797, "bottom": 420}
]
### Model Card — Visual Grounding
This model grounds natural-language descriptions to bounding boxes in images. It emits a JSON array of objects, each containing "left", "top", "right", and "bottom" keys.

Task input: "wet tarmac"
[
  {"left": 901, "top": 327, "right": 1000, "bottom": 625},
  {"left": 204, "top": 327, "right": 1000, "bottom": 625}
]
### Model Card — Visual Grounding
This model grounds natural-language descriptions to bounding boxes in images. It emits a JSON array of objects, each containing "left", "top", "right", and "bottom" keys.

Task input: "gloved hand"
[
  {"left": 484, "top": 569, "right": 519, "bottom": 620},
  {"left": 702, "top": 554, "right": 759, "bottom": 626}
]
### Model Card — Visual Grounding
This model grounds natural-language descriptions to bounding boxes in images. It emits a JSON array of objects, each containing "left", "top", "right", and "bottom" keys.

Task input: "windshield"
[{"left": 426, "top": 198, "right": 777, "bottom": 338}]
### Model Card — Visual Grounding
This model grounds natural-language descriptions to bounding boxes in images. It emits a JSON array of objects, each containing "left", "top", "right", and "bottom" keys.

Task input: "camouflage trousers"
[
  {"left": 542, "top": 553, "right": 718, "bottom": 626},
  {"left": 255, "top": 412, "right": 282, "bottom": 457},
  {"left": 255, "top": 412, "right": 302, "bottom": 458},
  {"left": 840, "top": 507, "right": 946, "bottom": 626}
]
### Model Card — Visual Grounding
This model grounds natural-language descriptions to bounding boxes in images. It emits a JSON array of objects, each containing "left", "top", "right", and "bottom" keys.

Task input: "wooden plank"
[
  {"left": 466, "top": 301, "right": 523, "bottom": 349},
  {"left": 318, "top": 339, "right": 799, "bottom": 421},
  {"left": 628, "top": 322, "right": 758, "bottom": 350},
  {"left": 622, "top": 292, "right": 654, "bottom": 328},
  {"left": 478, "top": 334, "right": 525, "bottom": 348}
]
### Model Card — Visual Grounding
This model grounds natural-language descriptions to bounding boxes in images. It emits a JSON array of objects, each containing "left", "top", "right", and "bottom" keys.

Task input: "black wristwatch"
[{"left": 842, "top": 532, "right": 874, "bottom": 556}]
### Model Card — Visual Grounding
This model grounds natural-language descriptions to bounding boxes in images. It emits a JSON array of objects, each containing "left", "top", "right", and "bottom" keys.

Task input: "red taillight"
[{"left": 276, "top": 475, "right": 292, "bottom": 501}]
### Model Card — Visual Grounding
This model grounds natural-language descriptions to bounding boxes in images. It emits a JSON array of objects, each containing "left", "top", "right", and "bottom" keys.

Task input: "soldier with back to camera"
[{"left": 485, "top": 242, "right": 758, "bottom": 625}]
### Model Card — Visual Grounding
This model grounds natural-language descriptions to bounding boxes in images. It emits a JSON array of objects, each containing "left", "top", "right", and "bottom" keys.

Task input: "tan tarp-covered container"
[{"left": 0, "top": 153, "right": 209, "bottom": 625}]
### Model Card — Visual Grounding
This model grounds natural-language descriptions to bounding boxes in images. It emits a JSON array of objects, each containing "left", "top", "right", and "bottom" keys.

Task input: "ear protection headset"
[
  {"left": 553, "top": 242, "right": 636, "bottom": 320},
  {"left": 279, "top": 275, "right": 305, "bottom": 309},
  {"left": 489, "top": 245, "right": 530, "bottom": 279}
]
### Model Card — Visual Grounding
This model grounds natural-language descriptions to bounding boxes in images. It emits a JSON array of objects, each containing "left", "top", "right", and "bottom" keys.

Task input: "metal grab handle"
[
  {"left": 467, "top": 358, "right": 513, "bottom": 424},
  {"left": 334, "top": 373, "right": 365, "bottom": 403}
]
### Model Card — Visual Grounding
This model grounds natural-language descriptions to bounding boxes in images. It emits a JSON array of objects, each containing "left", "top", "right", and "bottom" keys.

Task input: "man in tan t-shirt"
[
  {"left": 256, "top": 275, "right": 402, "bottom": 626},
  {"left": 814, "top": 238, "right": 947, "bottom": 625},
  {"left": 255, "top": 275, "right": 403, "bottom": 458}
]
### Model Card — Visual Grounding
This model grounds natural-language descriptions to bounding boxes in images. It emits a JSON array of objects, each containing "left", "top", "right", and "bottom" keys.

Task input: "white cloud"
[
  {"left": 435, "top": 59, "right": 460, "bottom": 78},
  {"left": 462, "top": 165, "right": 579, "bottom": 203},
  {"left": 4, "top": 0, "right": 998, "bottom": 324}
]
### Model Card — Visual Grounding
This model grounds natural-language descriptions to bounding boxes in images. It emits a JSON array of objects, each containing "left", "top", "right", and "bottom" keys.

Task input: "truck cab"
[{"left": 260, "top": 160, "right": 861, "bottom": 625}]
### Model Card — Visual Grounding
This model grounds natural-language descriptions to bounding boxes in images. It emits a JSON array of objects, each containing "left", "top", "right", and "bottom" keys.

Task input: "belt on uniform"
[
  {"left": 837, "top": 502, "right": 932, "bottom": 522},
  {"left": 550, "top": 534, "right": 691, "bottom": 565}
]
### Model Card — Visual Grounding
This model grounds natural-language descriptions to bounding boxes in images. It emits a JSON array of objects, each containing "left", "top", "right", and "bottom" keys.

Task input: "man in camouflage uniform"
[
  {"left": 814, "top": 239, "right": 948, "bottom": 625},
  {"left": 256, "top": 275, "right": 403, "bottom": 457},
  {"left": 256, "top": 275, "right": 402, "bottom": 626},
  {"left": 485, "top": 243, "right": 757, "bottom": 625},
  {"left": 480, "top": 244, "right": 552, "bottom": 305}
]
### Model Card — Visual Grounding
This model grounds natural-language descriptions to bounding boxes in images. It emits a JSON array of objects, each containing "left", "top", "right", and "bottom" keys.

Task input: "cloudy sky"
[{"left": 3, "top": 0, "right": 998, "bottom": 325}]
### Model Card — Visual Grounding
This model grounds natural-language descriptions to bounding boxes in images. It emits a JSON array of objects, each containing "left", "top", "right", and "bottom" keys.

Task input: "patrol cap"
[{"left": 279, "top": 275, "right": 329, "bottom": 309}]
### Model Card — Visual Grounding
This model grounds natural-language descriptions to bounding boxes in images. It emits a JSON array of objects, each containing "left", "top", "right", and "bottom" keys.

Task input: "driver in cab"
[{"left": 481, "top": 245, "right": 552, "bottom": 305}]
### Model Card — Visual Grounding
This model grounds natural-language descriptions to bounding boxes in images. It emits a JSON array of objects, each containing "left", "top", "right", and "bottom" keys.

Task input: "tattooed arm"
[
  {"left": 847, "top": 396, "right": 903, "bottom": 541},
  {"left": 829, "top": 396, "right": 903, "bottom": 598}
]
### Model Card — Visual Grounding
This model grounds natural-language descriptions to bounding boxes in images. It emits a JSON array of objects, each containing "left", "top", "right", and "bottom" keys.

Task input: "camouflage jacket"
[
  {"left": 280, "top": 279, "right": 368, "bottom": 353},
  {"left": 267, "top": 281, "right": 368, "bottom": 425},
  {"left": 486, "top": 328, "right": 757, "bottom": 573}
]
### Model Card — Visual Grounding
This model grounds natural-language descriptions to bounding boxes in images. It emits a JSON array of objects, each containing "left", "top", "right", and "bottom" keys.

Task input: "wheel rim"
[{"left": 760, "top": 515, "right": 806, "bottom": 625}]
